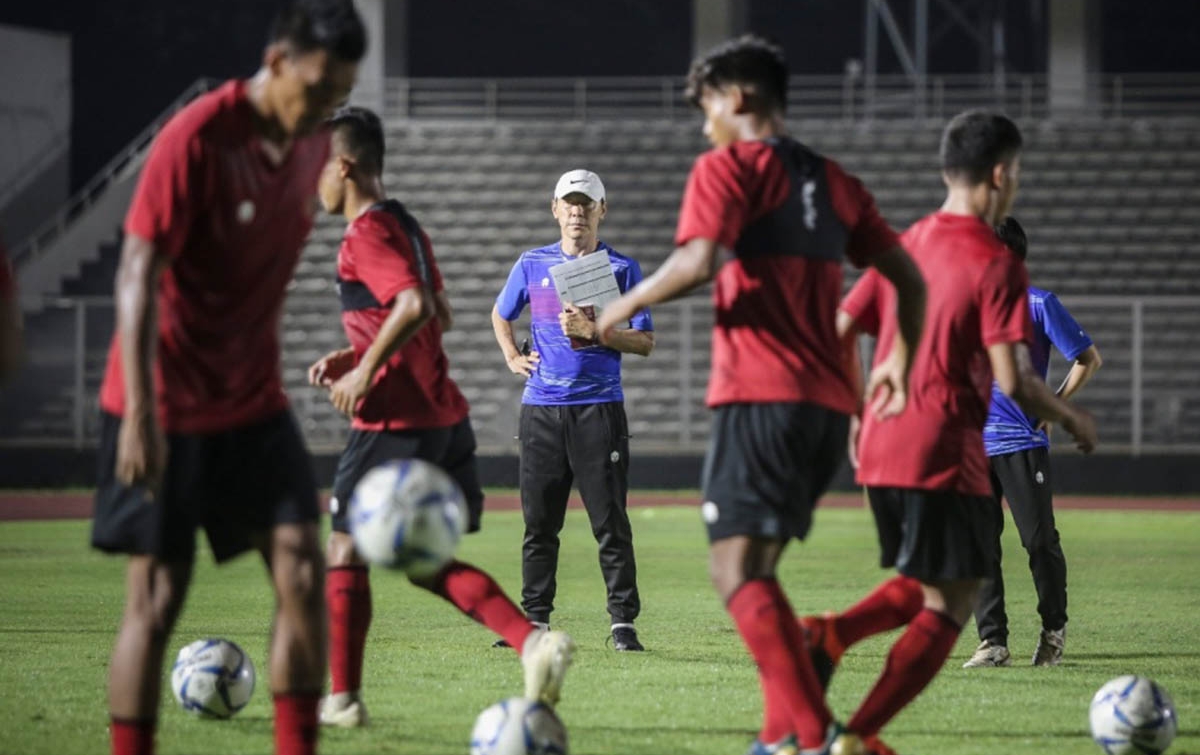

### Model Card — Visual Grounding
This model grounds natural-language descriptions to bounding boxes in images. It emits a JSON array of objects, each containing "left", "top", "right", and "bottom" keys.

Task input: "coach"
[{"left": 490, "top": 169, "right": 654, "bottom": 651}]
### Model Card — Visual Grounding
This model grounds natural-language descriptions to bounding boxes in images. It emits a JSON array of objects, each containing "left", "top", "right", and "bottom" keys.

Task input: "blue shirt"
[
  {"left": 983, "top": 286, "right": 1093, "bottom": 456},
  {"left": 496, "top": 242, "right": 653, "bottom": 405}
]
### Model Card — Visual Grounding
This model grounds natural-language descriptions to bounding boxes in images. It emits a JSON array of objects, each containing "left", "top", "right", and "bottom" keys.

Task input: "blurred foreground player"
[
  {"left": 962, "top": 216, "right": 1103, "bottom": 668},
  {"left": 309, "top": 106, "right": 574, "bottom": 728},
  {"left": 90, "top": 3, "right": 364, "bottom": 754},
  {"left": 598, "top": 35, "right": 926, "bottom": 755},
  {"left": 0, "top": 240, "right": 21, "bottom": 381},
  {"left": 802, "top": 112, "right": 1097, "bottom": 755}
]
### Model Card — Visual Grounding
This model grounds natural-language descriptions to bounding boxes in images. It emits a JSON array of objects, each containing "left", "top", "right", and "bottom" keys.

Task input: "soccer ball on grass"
[
  {"left": 470, "top": 697, "right": 568, "bottom": 755},
  {"left": 1089, "top": 675, "right": 1177, "bottom": 755},
  {"left": 170, "top": 638, "right": 255, "bottom": 718}
]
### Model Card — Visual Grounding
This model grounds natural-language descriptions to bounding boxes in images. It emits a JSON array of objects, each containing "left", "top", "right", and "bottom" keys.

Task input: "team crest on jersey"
[{"left": 236, "top": 200, "right": 256, "bottom": 224}]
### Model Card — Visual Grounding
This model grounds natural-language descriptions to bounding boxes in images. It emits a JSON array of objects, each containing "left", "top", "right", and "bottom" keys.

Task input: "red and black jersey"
[
  {"left": 847, "top": 212, "right": 1034, "bottom": 495},
  {"left": 99, "top": 79, "right": 328, "bottom": 433},
  {"left": 336, "top": 199, "right": 469, "bottom": 431},
  {"left": 675, "top": 137, "right": 899, "bottom": 414}
]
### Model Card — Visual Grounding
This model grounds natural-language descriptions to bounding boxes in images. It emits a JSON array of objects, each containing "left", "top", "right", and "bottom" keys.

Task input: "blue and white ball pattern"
[
  {"left": 470, "top": 697, "right": 568, "bottom": 755},
  {"left": 1089, "top": 675, "right": 1177, "bottom": 755},
  {"left": 170, "top": 638, "right": 255, "bottom": 719}
]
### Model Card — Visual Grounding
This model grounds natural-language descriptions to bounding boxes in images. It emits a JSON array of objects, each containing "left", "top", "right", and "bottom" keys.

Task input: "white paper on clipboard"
[{"left": 548, "top": 251, "right": 621, "bottom": 309}]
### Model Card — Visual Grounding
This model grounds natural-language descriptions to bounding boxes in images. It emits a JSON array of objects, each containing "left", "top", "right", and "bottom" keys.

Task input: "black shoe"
[
  {"left": 491, "top": 638, "right": 511, "bottom": 648},
  {"left": 611, "top": 624, "right": 644, "bottom": 651}
]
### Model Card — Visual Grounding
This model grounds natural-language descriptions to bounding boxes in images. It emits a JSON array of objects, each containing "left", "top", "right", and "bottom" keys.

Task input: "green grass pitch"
[{"left": 0, "top": 501, "right": 1196, "bottom": 755}]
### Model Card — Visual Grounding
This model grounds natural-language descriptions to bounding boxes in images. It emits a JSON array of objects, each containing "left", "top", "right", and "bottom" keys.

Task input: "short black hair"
[
  {"left": 685, "top": 34, "right": 788, "bottom": 113},
  {"left": 939, "top": 110, "right": 1023, "bottom": 184},
  {"left": 329, "top": 106, "right": 385, "bottom": 175},
  {"left": 269, "top": 0, "right": 367, "bottom": 63},
  {"left": 995, "top": 216, "right": 1028, "bottom": 261}
]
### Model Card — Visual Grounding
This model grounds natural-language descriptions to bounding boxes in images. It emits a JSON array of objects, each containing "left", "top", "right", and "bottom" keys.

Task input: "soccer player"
[
  {"left": 309, "top": 106, "right": 575, "bottom": 728},
  {"left": 89, "top": 3, "right": 364, "bottom": 755},
  {"left": 962, "top": 216, "right": 1103, "bottom": 668},
  {"left": 597, "top": 36, "right": 927, "bottom": 755},
  {"left": 801, "top": 112, "right": 1098, "bottom": 755},
  {"left": 0, "top": 241, "right": 20, "bottom": 381},
  {"left": 491, "top": 169, "right": 654, "bottom": 651}
]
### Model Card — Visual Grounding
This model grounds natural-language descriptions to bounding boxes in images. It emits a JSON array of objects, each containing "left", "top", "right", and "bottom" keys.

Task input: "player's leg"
[
  {"left": 321, "top": 429, "right": 395, "bottom": 727},
  {"left": 964, "top": 462, "right": 1012, "bottom": 667},
  {"left": 838, "top": 488, "right": 995, "bottom": 749},
  {"left": 518, "top": 404, "right": 573, "bottom": 626},
  {"left": 92, "top": 411, "right": 198, "bottom": 755},
  {"left": 410, "top": 419, "right": 549, "bottom": 654},
  {"left": 703, "top": 404, "right": 834, "bottom": 753},
  {"left": 996, "top": 447, "right": 1067, "bottom": 664},
  {"left": 564, "top": 402, "right": 642, "bottom": 649},
  {"left": 108, "top": 556, "right": 194, "bottom": 755}
]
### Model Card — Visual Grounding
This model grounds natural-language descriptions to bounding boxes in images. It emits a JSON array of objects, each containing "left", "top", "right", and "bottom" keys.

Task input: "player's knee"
[{"left": 325, "top": 530, "right": 361, "bottom": 566}]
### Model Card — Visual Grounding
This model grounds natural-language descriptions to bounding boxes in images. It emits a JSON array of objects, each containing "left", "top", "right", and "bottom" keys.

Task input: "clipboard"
[{"left": 548, "top": 251, "right": 621, "bottom": 350}]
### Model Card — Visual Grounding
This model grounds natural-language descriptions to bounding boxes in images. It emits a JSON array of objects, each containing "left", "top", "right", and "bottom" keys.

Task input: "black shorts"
[
  {"left": 329, "top": 418, "right": 484, "bottom": 534},
  {"left": 91, "top": 410, "right": 321, "bottom": 564},
  {"left": 868, "top": 486, "right": 998, "bottom": 582},
  {"left": 700, "top": 402, "right": 849, "bottom": 542}
]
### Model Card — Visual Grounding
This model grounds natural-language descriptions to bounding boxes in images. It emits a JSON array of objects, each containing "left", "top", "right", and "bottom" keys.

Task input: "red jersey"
[
  {"left": 0, "top": 244, "right": 13, "bottom": 299},
  {"left": 675, "top": 137, "right": 898, "bottom": 413},
  {"left": 336, "top": 200, "right": 469, "bottom": 431},
  {"left": 846, "top": 212, "right": 1034, "bottom": 495},
  {"left": 98, "top": 80, "right": 329, "bottom": 433}
]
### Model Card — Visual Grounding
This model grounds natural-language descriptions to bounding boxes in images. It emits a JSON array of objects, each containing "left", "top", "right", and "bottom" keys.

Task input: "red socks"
[
  {"left": 727, "top": 579, "right": 832, "bottom": 749},
  {"left": 326, "top": 565, "right": 372, "bottom": 694},
  {"left": 430, "top": 561, "right": 535, "bottom": 652},
  {"left": 110, "top": 717, "right": 154, "bottom": 755},
  {"left": 274, "top": 693, "right": 319, "bottom": 755},
  {"left": 834, "top": 575, "right": 924, "bottom": 650},
  {"left": 847, "top": 608, "right": 961, "bottom": 737}
]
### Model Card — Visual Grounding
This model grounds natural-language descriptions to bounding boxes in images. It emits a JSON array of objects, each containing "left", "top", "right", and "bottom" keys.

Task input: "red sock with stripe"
[
  {"left": 273, "top": 693, "right": 319, "bottom": 755},
  {"left": 847, "top": 608, "right": 961, "bottom": 737},
  {"left": 834, "top": 575, "right": 924, "bottom": 649},
  {"left": 430, "top": 560, "right": 535, "bottom": 652},
  {"left": 110, "top": 717, "right": 155, "bottom": 755},
  {"left": 727, "top": 579, "right": 832, "bottom": 749},
  {"left": 326, "top": 565, "right": 372, "bottom": 694}
]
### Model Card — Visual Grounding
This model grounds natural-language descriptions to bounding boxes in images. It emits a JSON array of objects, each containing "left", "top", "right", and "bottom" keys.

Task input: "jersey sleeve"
[
  {"left": 674, "top": 149, "right": 748, "bottom": 250},
  {"left": 419, "top": 229, "right": 445, "bottom": 293},
  {"left": 979, "top": 253, "right": 1034, "bottom": 347},
  {"left": 619, "top": 257, "right": 653, "bottom": 332},
  {"left": 123, "top": 118, "right": 207, "bottom": 259},
  {"left": 0, "top": 246, "right": 13, "bottom": 299},
  {"left": 825, "top": 160, "right": 900, "bottom": 268},
  {"left": 495, "top": 256, "right": 530, "bottom": 321},
  {"left": 840, "top": 269, "right": 883, "bottom": 337},
  {"left": 347, "top": 214, "right": 426, "bottom": 306},
  {"left": 1039, "top": 292, "right": 1093, "bottom": 361}
]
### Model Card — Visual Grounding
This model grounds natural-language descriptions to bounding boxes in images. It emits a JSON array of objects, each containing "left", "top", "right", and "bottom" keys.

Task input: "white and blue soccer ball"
[
  {"left": 348, "top": 458, "right": 467, "bottom": 577},
  {"left": 470, "top": 697, "right": 568, "bottom": 755},
  {"left": 170, "top": 638, "right": 255, "bottom": 719},
  {"left": 1089, "top": 675, "right": 1177, "bottom": 755}
]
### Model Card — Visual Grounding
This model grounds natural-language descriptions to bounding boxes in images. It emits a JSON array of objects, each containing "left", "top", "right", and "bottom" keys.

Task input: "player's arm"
[
  {"left": 0, "top": 281, "right": 21, "bottom": 382},
  {"left": 989, "top": 341, "right": 1097, "bottom": 452},
  {"left": 596, "top": 237, "right": 719, "bottom": 340},
  {"left": 837, "top": 308, "right": 866, "bottom": 467},
  {"left": 491, "top": 304, "right": 539, "bottom": 378},
  {"left": 863, "top": 246, "right": 925, "bottom": 418},
  {"left": 114, "top": 234, "right": 170, "bottom": 486},
  {"left": 1056, "top": 344, "right": 1102, "bottom": 400},
  {"left": 329, "top": 286, "right": 435, "bottom": 416},
  {"left": 434, "top": 290, "right": 454, "bottom": 331},
  {"left": 560, "top": 302, "right": 655, "bottom": 356}
]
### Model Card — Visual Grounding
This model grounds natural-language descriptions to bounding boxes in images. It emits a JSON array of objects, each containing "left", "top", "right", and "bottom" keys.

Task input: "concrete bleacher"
[{"left": 5, "top": 116, "right": 1198, "bottom": 452}]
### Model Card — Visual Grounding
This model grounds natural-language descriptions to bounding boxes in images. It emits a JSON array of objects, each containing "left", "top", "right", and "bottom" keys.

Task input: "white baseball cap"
[{"left": 553, "top": 169, "right": 606, "bottom": 202}]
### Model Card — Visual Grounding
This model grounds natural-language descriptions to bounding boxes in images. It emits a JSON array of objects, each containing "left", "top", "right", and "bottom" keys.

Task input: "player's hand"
[
  {"left": 864, "top": 349, "right": 909, "bottom": 419},
  {"left": 329, "top": 365, "right": 373, "bottom": 417},
  {"left": 1035, "top": 418, "right": 1052, "bottom": 440},
  {"left": 309, "top": 347, "right": 356, "bottom": 387},
  {"left": 847, "top": 414, "right": 863, "bottom": 469},
  {"left": 115, "top": 409, "right": 167, "bottom": 490},
  {"left": 559, "top": 303, "right": 596, "bottom": 341},
  {"left": 506, "top": 351, "right": 540, "bottom": 378},
  {"left": 1060, "top": 407, "right": 1097, "bottom": 454},
  {"left": 596, "top": 298, "right": 637, "bottom": 344}
]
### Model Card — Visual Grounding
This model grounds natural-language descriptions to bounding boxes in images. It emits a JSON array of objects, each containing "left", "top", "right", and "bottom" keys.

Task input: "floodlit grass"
[{"left": 0, "top": 503, "right": 1196, "bottom": 755}]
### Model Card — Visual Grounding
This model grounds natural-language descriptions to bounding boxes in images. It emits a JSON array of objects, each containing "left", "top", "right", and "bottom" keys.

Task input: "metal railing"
[
  {"left": 2, "top": 294, "right": 1197, "bottom": 455},
  {"left": 384, "top": 72, "right": 1200, "bottom": 123},
  {"left": 8, "top": 78, "right": 217, "bottom": 270}
]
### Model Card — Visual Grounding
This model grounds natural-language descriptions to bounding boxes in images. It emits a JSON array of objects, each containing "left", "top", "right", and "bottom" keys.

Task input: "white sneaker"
[
  {"left": 1032, "top": 626, "right": 1066, "bottom": 666},
  {"left": 319, "top": 692, "right": 368, "bottom": 727},
  {"left": 521, "top": 629, "right": 576, "bottom": 706},
  {"left": 962, "top": 639, "right": 1012, "bottom": 668}
]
